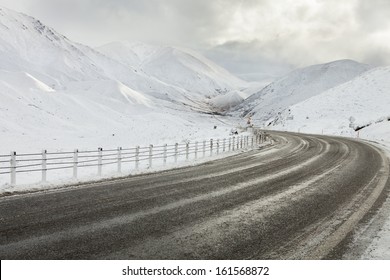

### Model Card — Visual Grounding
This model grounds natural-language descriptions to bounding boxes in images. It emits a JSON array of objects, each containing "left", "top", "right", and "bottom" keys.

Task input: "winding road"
[{"left": 1, "top": 131, "right": 389, "bottom": 259}]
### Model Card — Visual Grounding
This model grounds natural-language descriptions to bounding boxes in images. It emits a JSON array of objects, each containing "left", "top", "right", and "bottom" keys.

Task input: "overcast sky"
[{"left": 1, "top": 0, "right": 390, "bottom": 80}]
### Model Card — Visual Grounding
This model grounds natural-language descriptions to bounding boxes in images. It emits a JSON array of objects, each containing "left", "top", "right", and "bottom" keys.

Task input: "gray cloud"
[
  {"left": 204, "top": 40, "right": 295, "bottom": 81},
  {"left": 12, "top": 0, "right": 241, "bottom": 47},
  {"left": 0, "top": 0, "right": 390, "bottom": 80},
  {"left": 356, "top": 0, "right": 390, "bottom": 32}
]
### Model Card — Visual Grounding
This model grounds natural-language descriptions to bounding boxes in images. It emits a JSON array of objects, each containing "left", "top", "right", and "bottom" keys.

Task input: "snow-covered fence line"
[{"left": 0, "top": 133, "right": 269, "bottom": 188}]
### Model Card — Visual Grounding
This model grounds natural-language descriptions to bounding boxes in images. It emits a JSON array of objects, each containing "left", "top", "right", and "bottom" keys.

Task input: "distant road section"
[{"left": 1, "top": 132, "right": 389, "bottom": 259}]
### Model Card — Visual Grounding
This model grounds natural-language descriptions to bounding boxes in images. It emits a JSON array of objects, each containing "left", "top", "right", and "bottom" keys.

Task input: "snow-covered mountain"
[
  {"left": 0, "top": 6, "right": 246, "bottom": 109},
  {"left": 0, "top": 6, "right": 244, "bottom": 153},
  {"left": 98, "top": 41, "right": 246, "bottom": 103},
  {"left": 0, "top": 7, "right": 102, "bottom": 87},
  {"left": 232, "top": 59, "right": 390, "bottom": 142},
  {"left": 233, "top": 60, "right": 373, "bottom": 121},
  {"left": 269, "top": 66, "right": 390, "bottom": 139},
  {"left": 0, "top": 6, "right": 173, "bottom": 104}
]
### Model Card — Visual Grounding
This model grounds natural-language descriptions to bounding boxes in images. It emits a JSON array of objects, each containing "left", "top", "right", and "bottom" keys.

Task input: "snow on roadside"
[
  {"left": 0, "top": 111, "right": 251, "bottom": 191},
  {"left": 359, "top": 187, "right": 390, "bottom": 259},
  {"left": 358, "top": 126, "right": 390, "bottom": 259}
]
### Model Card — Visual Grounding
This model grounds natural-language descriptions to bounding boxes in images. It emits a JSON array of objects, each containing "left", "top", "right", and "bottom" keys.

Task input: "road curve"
[{"left": 0, "top": 132, "right": 389, "bottom": 259}]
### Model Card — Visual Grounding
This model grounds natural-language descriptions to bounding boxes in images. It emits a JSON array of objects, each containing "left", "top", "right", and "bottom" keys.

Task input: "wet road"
[{"left": 1, "top": 132, "right": 389, "bottom": 259}]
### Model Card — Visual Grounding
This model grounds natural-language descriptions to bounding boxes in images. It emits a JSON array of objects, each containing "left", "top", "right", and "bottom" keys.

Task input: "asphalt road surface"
[{"left": 1, "top": 132, "right": 389, "bottom": 259}]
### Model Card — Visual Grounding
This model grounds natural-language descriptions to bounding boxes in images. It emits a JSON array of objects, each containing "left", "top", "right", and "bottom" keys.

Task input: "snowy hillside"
[
  {"left": 269, "top": 66, "right": 390, "bottom": 140},
  {"left": 0, "top": 6, "right": 245, "bottom": 154},
  {"left": 98, "top": 41, "right": 246, "bottom": 105},
  {"left": 233, "top": 60, "right": 372, "bottom": 122},
  {"left": 0, "top": 7, "right": 195, "bottom": 107},
  {"left": 0, "top": 6, "right": 247, "bottom": 108}
]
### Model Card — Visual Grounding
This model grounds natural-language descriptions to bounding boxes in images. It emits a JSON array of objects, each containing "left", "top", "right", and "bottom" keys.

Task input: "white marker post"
[
  {"left": 41, "top": 150, "right": 47, "bottom": 183},
  {"left": 117, "top": 147, "right": 122, "bottom": 173},
  {"left": 186, "top": 142, "right": 189, "bottom": 161},
  {"left": 135, "top": 146, "right": 140, "bottom": 170},
  {"left": 163, "top": 144, "right": 167, "bottom": 166},
  {"left": 149, "top": 145, "right": 153, "bottom": 168},
  {"left": 73, "top": 149, "right": 78, "bottom": 179},
  {"left": 98, "top": 148, "right": 103, "bottom": 176},
  {"left": 175, "top": 143, "right": 178, "bottom": 163},
  {"left": 10, "top": 151, "right": 16, "bottom": 186}
]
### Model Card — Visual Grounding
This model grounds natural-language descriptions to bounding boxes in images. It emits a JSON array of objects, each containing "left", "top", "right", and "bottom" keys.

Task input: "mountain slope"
[
  {"left": 1, "top": 6, "right": 246, "bottom": 109},
  {"left": 233, "top": 60, "right": 372, "bottom": 121},
  {"left": 0, "top": 6, "right": 243, "bottom": 153},
  {"left": 269, "top": 66, "right": 390, "bottom": 137},
  {"left": 0, "top": 6, "right": 106, "bottom": 88},
  {"left": 0, "top": 6, "right": 196, "bottom": 106},
  {"left": 98, "top": 41, "right": 246, "bottom": 99}
]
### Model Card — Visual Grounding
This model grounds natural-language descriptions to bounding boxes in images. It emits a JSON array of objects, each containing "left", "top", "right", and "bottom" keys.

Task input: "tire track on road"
[{"left": 0, "top": 132, "right": 388, "bottom": 260}]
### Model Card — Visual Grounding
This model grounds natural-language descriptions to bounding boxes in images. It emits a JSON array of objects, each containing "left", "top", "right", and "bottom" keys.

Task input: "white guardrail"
[{"left": 0, "top": 132, "right": 269, "bottom": 187}]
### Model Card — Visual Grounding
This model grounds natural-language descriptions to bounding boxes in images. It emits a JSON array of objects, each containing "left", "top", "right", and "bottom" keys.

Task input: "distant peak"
[{"left": 324, "top": 59, "right": 363, "bottom": 66}]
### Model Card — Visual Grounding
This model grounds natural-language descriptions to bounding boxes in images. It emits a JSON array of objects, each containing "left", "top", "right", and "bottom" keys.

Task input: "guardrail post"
[
  {"left": 240, "top": 136, "right": 243, "bottom": 149},
  {"left": 149, "top": 145, "right": 153, "bottom": 168},
  {"left": 73, "top": 149, "right": 78, "bottom": 179},
  {"left": 41, "top": 149, "right": 47, "bottom": 183},
  {"left": 251, "top": 136, "right": 254, "bottom": 148},
  {"left": 203, "top": 140, "right": 206, "bottom": 158},
  {"left": 10, "top": 151, "right": 16, "bottom": 186},
  {"left": 210, "top": 139, "right": 213, "bottom": 156},
  {"left": 232, "top": 137, "right": 235, "bottom": 151},
  {"left": 223, "top": 138, "right": 226, "bottom": 152},
  {"left": 98, "top": 148, "right": 103, "bottom": 176},
  {"left": 186, "top": 142, "right": 189, "bottom": 161},
  {"left": 117, "top": 147, "right": 122, "bottom": 173},
  {"left": 135, "top": 146, "right": 140, "bottom": 170},
  {"left": 217, "top": 139, "right": 220, "bottom": 155},
  {"left": 163, "top": 144, "right": 167, "bottom": 165},
  {"left": 175, "top": 143, "right": 178, "bottom": 163},
  {"left": 228, "top": 138, "right": 231, "bottom": 151},
  {"left": 195, "top": 141, "right": 198, "bottom": 159}
]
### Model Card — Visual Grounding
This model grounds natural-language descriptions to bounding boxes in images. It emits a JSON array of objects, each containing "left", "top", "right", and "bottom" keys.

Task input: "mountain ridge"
[{"left": 233, "top": 59, "right": 373, "bottom": 122}]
